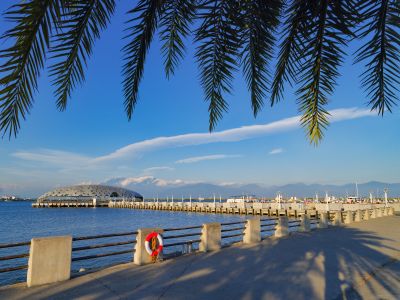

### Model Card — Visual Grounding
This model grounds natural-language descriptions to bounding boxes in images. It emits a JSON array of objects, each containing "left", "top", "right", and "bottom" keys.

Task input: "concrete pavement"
[{"left": 1, "top": 216, "right": 399, "bottom": 300}]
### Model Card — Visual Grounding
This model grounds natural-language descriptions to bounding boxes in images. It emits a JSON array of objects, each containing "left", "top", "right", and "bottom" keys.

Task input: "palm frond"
[
  {"left": 50, "top": 0, "right": 115, "bottom": 111},
  {"left": 195, "top": 1, "right": 241, "bottom": 131},
  {"left": 241, "top": 0, "right": 282, "bottom": 116},
  {"left": 0, "top": 0, "right": 61, "bottom": 138},
  {"left": 159, "top": 0, "right": 197, "bottom": 79},
  {"left": 271, "top": 0, "right": 312, "bottom": 106},
  {"left": 355, "top": 0, "right": 400, "bottom": 115},
  {"left": 122, "top": 0, "right": 165, "bottom": 120},
  {"left": 297, "top": 0, "right": 356, "bottom": 145}
]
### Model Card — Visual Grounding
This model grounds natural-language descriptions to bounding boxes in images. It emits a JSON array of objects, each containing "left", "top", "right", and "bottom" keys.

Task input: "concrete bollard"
[
  {"left": 376, "top": 208, "right": 382, "bottom": 217},
  {"left": 243, "top": 217, "right": 261, "bottom": 244},
  {"left": 274, "top": 216, "right": 289, "bottom": 238},
  {"left": 354, "top": 210, "right": 362, "bottom": 222},
  {"left": 333, "top": 211, "right": 343, "bottom": 226},
  {"left": 299, "top": 214, "right": 311, "bottom": 232},
  {"left": 318, "top": 212, "right": 329, "bottom": 228},
  {"left": 363, "top": 209, "right": 370, "bottom": 220},
  {"left": 199, "top": 223, "right": 221, "bottom": 252},
  {"left": 383, "top": 207, "right": 389, "bottom": 216},
  {"left": 27, "top": 235, "right": 72, "bottom": 287},
  {"left": 134, "top": 228, "right": 164, "bottom": 265},
  {"left": 344, "top": 211, "right": 353, "bottom": 224},
  {"left": 371, "top": 209, "right": 377, "bottom": 219},
  {"left": 388, "top": 207, "right": 395, "bottom": 216}
]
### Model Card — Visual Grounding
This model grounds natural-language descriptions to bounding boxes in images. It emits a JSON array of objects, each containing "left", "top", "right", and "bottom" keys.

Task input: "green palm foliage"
[{"left": 0, "top": 0, "right": 399, "bottom": 144}]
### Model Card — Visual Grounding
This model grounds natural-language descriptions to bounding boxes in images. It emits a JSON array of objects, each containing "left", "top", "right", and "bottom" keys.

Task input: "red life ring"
[{"left": 144, "top": 232, "right": 163, "bottom": 257}]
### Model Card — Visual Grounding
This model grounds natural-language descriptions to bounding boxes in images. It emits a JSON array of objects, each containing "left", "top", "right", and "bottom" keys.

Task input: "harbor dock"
[{"left": 1, "top": 215, "right": 399, "bottom": 299}]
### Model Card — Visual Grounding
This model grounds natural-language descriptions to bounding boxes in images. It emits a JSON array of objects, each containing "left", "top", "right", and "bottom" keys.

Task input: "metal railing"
[{"left": 162, "top": 225, "right": 203, "bottom": 255}]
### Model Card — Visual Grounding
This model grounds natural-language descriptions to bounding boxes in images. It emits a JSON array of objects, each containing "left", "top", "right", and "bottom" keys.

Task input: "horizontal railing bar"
[
  {"left": 261, "top": 223, "right": 276, "bottom": 228},
  {"left": 0, "top": 241, "right": 30, "bottom": 249},
  {"left": 163, "top": 225, "right": 203, "bottom": 232},
  {"left": 73, "top": 231, "right": 138, "bottom": 241},
  {"left": 0, "top": 253, "right": 29, "bottom": 261},
  {"left": 221, "top": 226, "right": 244, "bottom": 232},
  {"left": 163, "top": 239, "right": 201, "bottom": 248},
  {"left": 220, "top": 221, "right": 247, "bottom": 226},
  {"left": 261, "top": 228, "right": 275, "bottom": 233},
  {"left": 72, "top": 249, "right": 133, "bottom": 261},
  {"left": 288, "top": 220, "right": 301, "bottom": 223},
  {"left": 288, "top": 224, "right": 300, "bottom": 228},
  {"left": 222, "top": 233, "right": 243, "bottom": 239},
  {"left": 72, "top": 240, "right": 136, "bottom": 252},
  {"left": 260, "top": 217, "right": 278, "bottom": 221},
  {"left": 0, "top": 265, "right": 28, "bottom": 273},
  {"left": 163, "top": 232, "right": 201, "bottom": 240}
]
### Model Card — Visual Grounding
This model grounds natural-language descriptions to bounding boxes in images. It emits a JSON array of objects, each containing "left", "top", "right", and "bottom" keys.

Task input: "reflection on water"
[{"left": 0, "top": 202, "right": 248, "bottom": 286}]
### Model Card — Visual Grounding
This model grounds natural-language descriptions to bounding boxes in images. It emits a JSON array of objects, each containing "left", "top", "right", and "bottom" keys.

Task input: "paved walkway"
[{"left": 1, "top": 216, "right": 400, "bottom": 300}]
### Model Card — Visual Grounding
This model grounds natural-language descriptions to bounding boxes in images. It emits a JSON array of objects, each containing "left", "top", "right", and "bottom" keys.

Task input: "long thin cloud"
[
  {"left": 13, "top": 107, "right": 375, "bottom": 166},
  {"left": 175, "top": 154, "right": 242, "bottom": 164}
]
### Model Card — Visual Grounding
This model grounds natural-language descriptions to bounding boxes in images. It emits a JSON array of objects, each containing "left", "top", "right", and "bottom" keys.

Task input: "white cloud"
[
  {"left": 269, "top": 148, "right": 283, "bottom": 155},
  {"left": 143, "top": 166, "right": 174, "bottom": 173},
  {"left": 12, "top": 107, "right": 375, "bottom": 167},
  {"left": 175, "top": 154, "right": 242, "bottom": 164}
]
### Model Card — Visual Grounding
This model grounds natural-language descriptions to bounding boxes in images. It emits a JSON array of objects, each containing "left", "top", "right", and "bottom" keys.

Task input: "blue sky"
[{"left": 0, "top": 1, "right": 399, "bottom": 197}]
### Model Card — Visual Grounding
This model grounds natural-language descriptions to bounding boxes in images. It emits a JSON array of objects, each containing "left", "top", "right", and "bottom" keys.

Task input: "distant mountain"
[{"left": 102, "top": 177, "right": 400, "bottom": 198}]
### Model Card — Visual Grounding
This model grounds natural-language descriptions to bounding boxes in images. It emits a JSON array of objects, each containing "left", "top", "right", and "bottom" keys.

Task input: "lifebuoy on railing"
[{"left": 144, "top": 232, "right": 163, "bottom": 257}]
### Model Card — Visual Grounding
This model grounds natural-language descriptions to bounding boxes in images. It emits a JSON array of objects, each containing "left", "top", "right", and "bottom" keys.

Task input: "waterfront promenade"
[{"left": 1, "top": 216, "right": 399, "bottom": 300}]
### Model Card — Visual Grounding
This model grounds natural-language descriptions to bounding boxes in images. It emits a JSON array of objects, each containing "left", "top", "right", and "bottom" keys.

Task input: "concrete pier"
[{"left": 2, "top": 216, "right": 399, "bottom": 300}]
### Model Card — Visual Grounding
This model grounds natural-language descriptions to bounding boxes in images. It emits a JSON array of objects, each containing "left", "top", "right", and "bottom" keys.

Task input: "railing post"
[
  {"left": 243, "top": 218, "right": 261, "bottom": 244},
  {"left": 318, "top": 212, "right": 328, "bottom": 228},
  {"left": 27, "top": 235, "right": 72, "bottom": 287},
  {"left": 344, "top": 211, "right": 352, "bottom": 224},
  {"left": 299, "top": 214, "right": 310, "bottom": 232},
  {"left": 333, "top": 211, "right": 342, "bottom": 226},
  {"left": 274, "top": 216, "right": 289, "bottom": 238},
  {"left": 371, "top": 208, "right": 377, "bottom": 218},
  {"left": 376, "top": 208, "right": 382, "bottom": 217},
  {"left": 383, "top": 207, "right": 388, "bottom": 216},
  {"left": 363, "top": 209, "right": 370, "bottom": 220},
  {"left": 354, "top": 210, "right": 361, "bottom": 222},
  {"left": 134, "top": 228, "right": 163, "bottom": 265},
  {"left": 199, "top": 223, "right": 221, "bottom": 252},
  {"left": 388, "top": 207, "right": 395, "bottom": 216}
]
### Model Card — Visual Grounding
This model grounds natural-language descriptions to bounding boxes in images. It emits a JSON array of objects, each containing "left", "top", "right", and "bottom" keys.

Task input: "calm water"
[{"left": 0, "top": 202, "right": 249, "bottom": 286}]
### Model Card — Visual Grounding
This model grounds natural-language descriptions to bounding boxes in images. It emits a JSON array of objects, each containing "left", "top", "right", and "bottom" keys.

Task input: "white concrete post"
[
  {"left": 371, "top": 208, "right": 377, "bottom": 219},
  {"left": 333, "top": 211, "right": 343, "bottom": 226},
  {"left": 274, "top": 216, "right": 289, "bottom": 238},
  {"left": 353, "top": 210, "right": 361, "bottom": 222},
  {"left": 376, "top": 208, "right": 382, "bottom": 217},
  {"left": 134, "top": 228, "right": 164, "bottom": 265},
  {"left": 199, "top": 223, "right": 221, "bottom": 252},
  {"left": 243, "top": 217, "right": 261, "bottom": 244},
  {"left": 344, "top": 211, "right": 353, "bottom": 224},
  {"left": 388, "top": 207, "right": 395, "bottom": 216},
  {"left": 363, "top": 209, "right": 370, "bottom": 220},
  {"left": 299, "top": 214, "right": 311, "bottom": 232},
  {"left": 383, "top": 207, "right": 388, "bottom": 216},
  {"left": 318, "top": 212, "right": 329, "bottom": 228},
  {"left": 27, "top": 235, "right": 72, "bottom": 287}
]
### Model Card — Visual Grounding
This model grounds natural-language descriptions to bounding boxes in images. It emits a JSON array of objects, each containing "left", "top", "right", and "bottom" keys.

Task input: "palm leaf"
[
  {"left": 159, "top": 0, "right": 197, "bottom": 79},
  {"left": 271, "top": 0, "right": 312, "bottom": 106},
  {"left": 241, "top": 0, "right": 282, "bottom": 116},
  {"left": 195, "top": 0, "right": 241, "bottom": 131},
  {"left": 50, "top": 0, "right": 115, "bottom": 111},
  {"left": 355, "top": 0, "right": 400, "bottom": 115},
  {"left": 296, "top": 0, "right": 356, "bottom": 144},
  {"left": 122, "top": 0, "right": 165, "bottom": 120},
  {"left": 0, "top": 0, "right": 61, "bottom": 138}
]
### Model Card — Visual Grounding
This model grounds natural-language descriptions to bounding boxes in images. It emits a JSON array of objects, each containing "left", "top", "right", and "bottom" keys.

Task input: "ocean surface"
[{"left": 0, "top": 201, "right": 250, "bottom": 286}]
